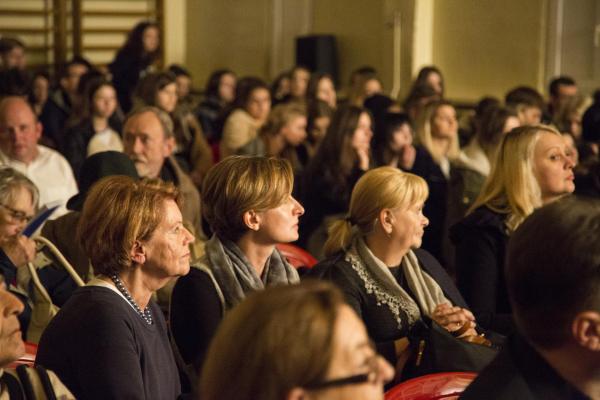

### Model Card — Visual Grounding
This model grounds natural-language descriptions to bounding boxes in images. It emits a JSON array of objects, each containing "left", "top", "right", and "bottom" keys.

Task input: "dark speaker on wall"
[{"left": 296, "top": 35, "right": 338, "bottom": 84}]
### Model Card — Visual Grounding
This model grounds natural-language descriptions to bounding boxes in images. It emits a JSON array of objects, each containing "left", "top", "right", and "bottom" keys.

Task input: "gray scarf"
[
  {"left": 346, "top": 236, "right": 450, "bottom": 330},
  {"left": 205, "top": 235, "right": 299, "bottom": 309}
]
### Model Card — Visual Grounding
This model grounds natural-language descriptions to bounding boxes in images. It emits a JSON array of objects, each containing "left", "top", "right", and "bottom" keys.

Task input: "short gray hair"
[
  {"left": 0, "top": 167, "right": 39, "bottom": 209},
  {"left": 123, "top": 106, "right": 174, "bottom": 139}
]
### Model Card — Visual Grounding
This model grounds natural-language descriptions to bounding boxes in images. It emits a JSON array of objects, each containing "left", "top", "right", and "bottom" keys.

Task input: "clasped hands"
[{"left": 432, "top": 303, "right": 478, "bottom": 338}]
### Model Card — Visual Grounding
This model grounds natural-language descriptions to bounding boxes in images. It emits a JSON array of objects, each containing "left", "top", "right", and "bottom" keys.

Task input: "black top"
[
  {"left": 450, "top": 206, "right": 514, "bottom": 334},
  {"left": 461, "top": 334, "right": 591, "bottom": 400},
  {"left": 36, "top": 286, "right": 181, "bottom": 400},
  {"left": 307, "top": 248, "right": 468, "bottom": 366},
  {"left": 409, "top": 146, "right": 449, "bottom": 265},
  {"left": 298, "top": 165, "right": 365, "bottom": 248},
  {"left": 39, "top": 89, "right": 71, "bottom": 150},
  {"left": 170, "top": 268, "right": 223, "bottom": 374}
]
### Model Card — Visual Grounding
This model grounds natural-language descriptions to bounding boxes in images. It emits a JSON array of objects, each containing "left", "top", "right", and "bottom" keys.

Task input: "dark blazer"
[
  {"left": 410, "top": 146, "right": 449, "bottom": 266},
  {"left": 461, "top": 334, "right": 591, "bottom": 400},
  {"left": 450, "top": 206, "right": 514, "bottom": 335},
  {"left": 307, "top": 248, "right": 467, "bottom": 365}
]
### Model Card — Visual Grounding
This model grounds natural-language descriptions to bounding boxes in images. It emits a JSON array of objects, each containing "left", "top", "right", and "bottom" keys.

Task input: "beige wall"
[{"left": 430, "top": 0, "right": 547, "bottom": 102}]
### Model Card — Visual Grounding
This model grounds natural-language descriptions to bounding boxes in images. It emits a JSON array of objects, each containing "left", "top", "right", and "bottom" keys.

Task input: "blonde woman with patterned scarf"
[{"left": 309, "top": 166, "right": 480, "bottom": 380}]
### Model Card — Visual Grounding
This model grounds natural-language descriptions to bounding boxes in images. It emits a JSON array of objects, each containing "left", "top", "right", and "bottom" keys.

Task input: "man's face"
[
  {"left": 0, "top": 98, "right": 41, "bottom": 164},
  {"left": 552, "top": 84, "right": 578, "bottom": 111},
  {"left": 0, "top": 281, "right": 25, "bottom": 367},
  {"left": 123, "top": 111, "right": 174, "bottom": 178}
]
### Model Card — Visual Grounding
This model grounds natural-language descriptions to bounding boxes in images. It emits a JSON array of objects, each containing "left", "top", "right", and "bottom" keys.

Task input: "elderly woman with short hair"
[
  {"left": 0, "top": 168, "right": 37, "bottom": 335},
  {"left": 36, "top": 176, "right": 194, "bottom": 399},
  {"left": 170, "top": 156, "right": 304, "bottom": 386}
]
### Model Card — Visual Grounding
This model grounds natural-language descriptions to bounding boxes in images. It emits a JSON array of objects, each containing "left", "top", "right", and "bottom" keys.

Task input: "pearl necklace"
[{"left": 110, "top": 274, "right": 153, "bottom": 325}]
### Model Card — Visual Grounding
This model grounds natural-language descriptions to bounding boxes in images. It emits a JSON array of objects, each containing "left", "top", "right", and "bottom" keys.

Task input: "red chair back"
[
  {"left": 276, "top": 243, "right": 318, "bottom": 269},
  {"left": 385, "top": 372, "right": 477, "bottom": 400},
  {"left": 8, "top": 342, "right": 38, "bottom": 368}
]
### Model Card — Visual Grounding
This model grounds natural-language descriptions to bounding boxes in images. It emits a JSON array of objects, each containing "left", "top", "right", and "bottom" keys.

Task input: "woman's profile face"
[
  {"left": 93, "top": 85, "right": 117, "bottom": 119},
  {"left": 254, "top": 195, "right": 304, "bottom": 245},
  {"left": 246, "top": 87, "right": 271, "bottom": 122},
  {"left": 389, "top": 200, "right": 429, "bottom": 251},
  {"left": 351, "top": 112, "right": 373, "bottom": 153},
  {"left": 431, "top": 105, "right": 457, "bottom": 139},
  {"left": 389, "top": 123, "right": 413, "bottom": 152},
  {"left": 317, "top": 77, "right": 337, "bottom": 109},
  {"left": 308, "top": 305, "right": 393, "bottom": 400},
  {"left": 533, "top": 132, "right": 575, "bottom": 202},
  {"left": 0, "top": 186, "right": 34, "bottom": 243},
  {"left": 141, "top": 199, "right": 194, "bottom": 279},
  {"left": 156, "top": 82, "right": 178, "bottom": 113},
  {"left": 281, "top": 115, "right": 307, "bottom": 147},
  {"left": 142, "top": 26, "right": 160, "bottom": 53},
  {"left": 426, "top": 72, "right": 443, "bottom": 95}
]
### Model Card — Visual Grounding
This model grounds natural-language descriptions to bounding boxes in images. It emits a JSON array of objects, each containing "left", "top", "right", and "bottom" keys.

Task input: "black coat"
[
  {"left": 461, "top": 334, "right": 591, "bottom": 400},
  {"left": 307, "top": 248, "right": 467, "bottom": 366},
  {"left": 410, "top": 146, "right": 449, "bottom": 266},
  {"left": 450, "top": 206, "right": 514, "bottom": 335}
]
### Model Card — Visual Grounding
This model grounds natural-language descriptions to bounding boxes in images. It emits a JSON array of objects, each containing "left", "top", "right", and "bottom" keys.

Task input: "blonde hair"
[
  {"left": 414, "top": 100, "right": 460, "bottom": 163},
  {"left": 202, "top": 156, "right": 293, "bottom": 241},
  {"left": 469, "top": 125, "right": 561, "bottom": 231},
  {"left": 77, "top": 176, "right": 180, "bottom": 276},
  {"left": 323, "top": 166, "right": 428, "bottom": 256},
  {"left": 259, "top": 102, "right": 306, "bottom": 138}
]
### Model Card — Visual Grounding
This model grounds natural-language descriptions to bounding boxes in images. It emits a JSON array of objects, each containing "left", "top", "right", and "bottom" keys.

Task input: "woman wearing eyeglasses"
[
  {"left": 0, "top": 167, "right": 37, "bottom": 336},
  {"left": 200, "top": 281, "right": 394, "bottom": 400}
]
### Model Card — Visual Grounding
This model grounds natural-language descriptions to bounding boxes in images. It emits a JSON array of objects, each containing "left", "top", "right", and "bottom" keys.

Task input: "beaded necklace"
[{"left": 110, "top": 274, "right": 153, "bottom": 325}]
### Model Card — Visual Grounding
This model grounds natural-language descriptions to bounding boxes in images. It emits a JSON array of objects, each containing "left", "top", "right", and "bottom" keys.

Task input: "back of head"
[
  {"left": 323, "top": 166, "right": 428, "bottom": 256},
  {"left": 470, "top": 125, "right": 559, "bottom": 230},
  {"left": 200, "top": 281, "right": 343, "bottom": 400},
  {"left": 505, "top": 86, "right": 544, "bottom": 111},
  {"left": 201, "top": 156, "right": 293, "bottom": 242},
  {"left": 507, "top": 196, "right": 600, "bottom": 348},
  {"left": 477, "top": 106, "right": 518, "bottom": 154}
]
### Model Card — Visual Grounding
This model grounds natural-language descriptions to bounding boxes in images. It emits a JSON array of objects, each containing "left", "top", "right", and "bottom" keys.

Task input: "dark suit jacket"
[{"left": 461, "top": 334, "right": 591, "bottom": 400}]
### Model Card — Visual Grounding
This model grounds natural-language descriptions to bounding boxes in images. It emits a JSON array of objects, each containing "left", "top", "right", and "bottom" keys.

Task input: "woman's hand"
[
  {"left": 432, "top": 303, "right": 478, "bottom": 337},
  {"left": 2, "top": 235, "right": 36, "bottom": 267},
  {"left": 398, "top": 144, "right": 416, "bottom": 171},
  {"left": 356, "top": 147, "right": 370, "bottom": 171}
]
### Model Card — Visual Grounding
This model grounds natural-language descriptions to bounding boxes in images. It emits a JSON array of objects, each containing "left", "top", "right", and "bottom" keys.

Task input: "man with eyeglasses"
[{"left": 0, "top": 96, "right": 77, "bottom": 218}]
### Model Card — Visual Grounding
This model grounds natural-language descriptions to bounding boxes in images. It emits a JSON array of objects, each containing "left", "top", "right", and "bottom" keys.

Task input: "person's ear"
[
  {"left": 163, "top": 136, "right": 175, "bottom": 157},
  {"left": 572, "top": 311, "right": 600, "bottom": 351},
  {"left": 34, "top": 121, "right": 42, "bottom": 141},
  {"left": 378, "top": 209, "right": 394, "bottom": 236},
  {"left": 242, "top": 210, "right": 261, "bottom": 232},
  {"left": 286, "top": 387, "right": 309, "bottom": 400},
  {"left": 130, "top": 240, "right": 146, "bottom": 265}
]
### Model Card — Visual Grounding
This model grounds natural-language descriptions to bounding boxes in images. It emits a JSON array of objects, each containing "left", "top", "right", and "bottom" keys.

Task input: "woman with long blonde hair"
[
  {"left": 311, "top": 167, "right": 482, "bottom": 378},
  {"left": 450, "top": 125, "right": 575, "bottom": 335}
]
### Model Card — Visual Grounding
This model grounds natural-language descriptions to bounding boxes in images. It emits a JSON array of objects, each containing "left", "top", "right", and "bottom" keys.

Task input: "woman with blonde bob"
[
  {"left": 450, "top": 125, "right": 575, "bottom": 335},
  {"left": 311, "top": 167, "right": 480, "bottom": 376},
  {"left": 200, "top": 281, "right": 394, "bottom": 400},
  {"left": 36, "top": 176, "right": 194, "bottom": 399},
  {"left": 412, "top": 100, "right": 460, "bottom": 263},
  {"left": 170, "top": 156, "right": 304, "bottom": 389}
]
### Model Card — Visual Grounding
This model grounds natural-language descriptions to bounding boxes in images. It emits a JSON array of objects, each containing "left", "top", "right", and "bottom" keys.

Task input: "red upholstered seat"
[
  {"left": 276, "top": 243, "right": 318, "bottom": 269},
  {"left": 385, "top": 372, "right": 477, "bottom": 400}
]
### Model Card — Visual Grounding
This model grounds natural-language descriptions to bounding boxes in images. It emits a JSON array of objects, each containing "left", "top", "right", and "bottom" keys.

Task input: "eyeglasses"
[
  {"left": 0, "top": 204, "right": 34, "bottom": 224},
  {"left": 304, "top": 346, "right": 384, "bottom": 390}
]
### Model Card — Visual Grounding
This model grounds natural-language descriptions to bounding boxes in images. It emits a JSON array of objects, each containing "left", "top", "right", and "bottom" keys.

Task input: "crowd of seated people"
[{"left": 0, "top": 19, "right": 599, "bottom": 400}]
